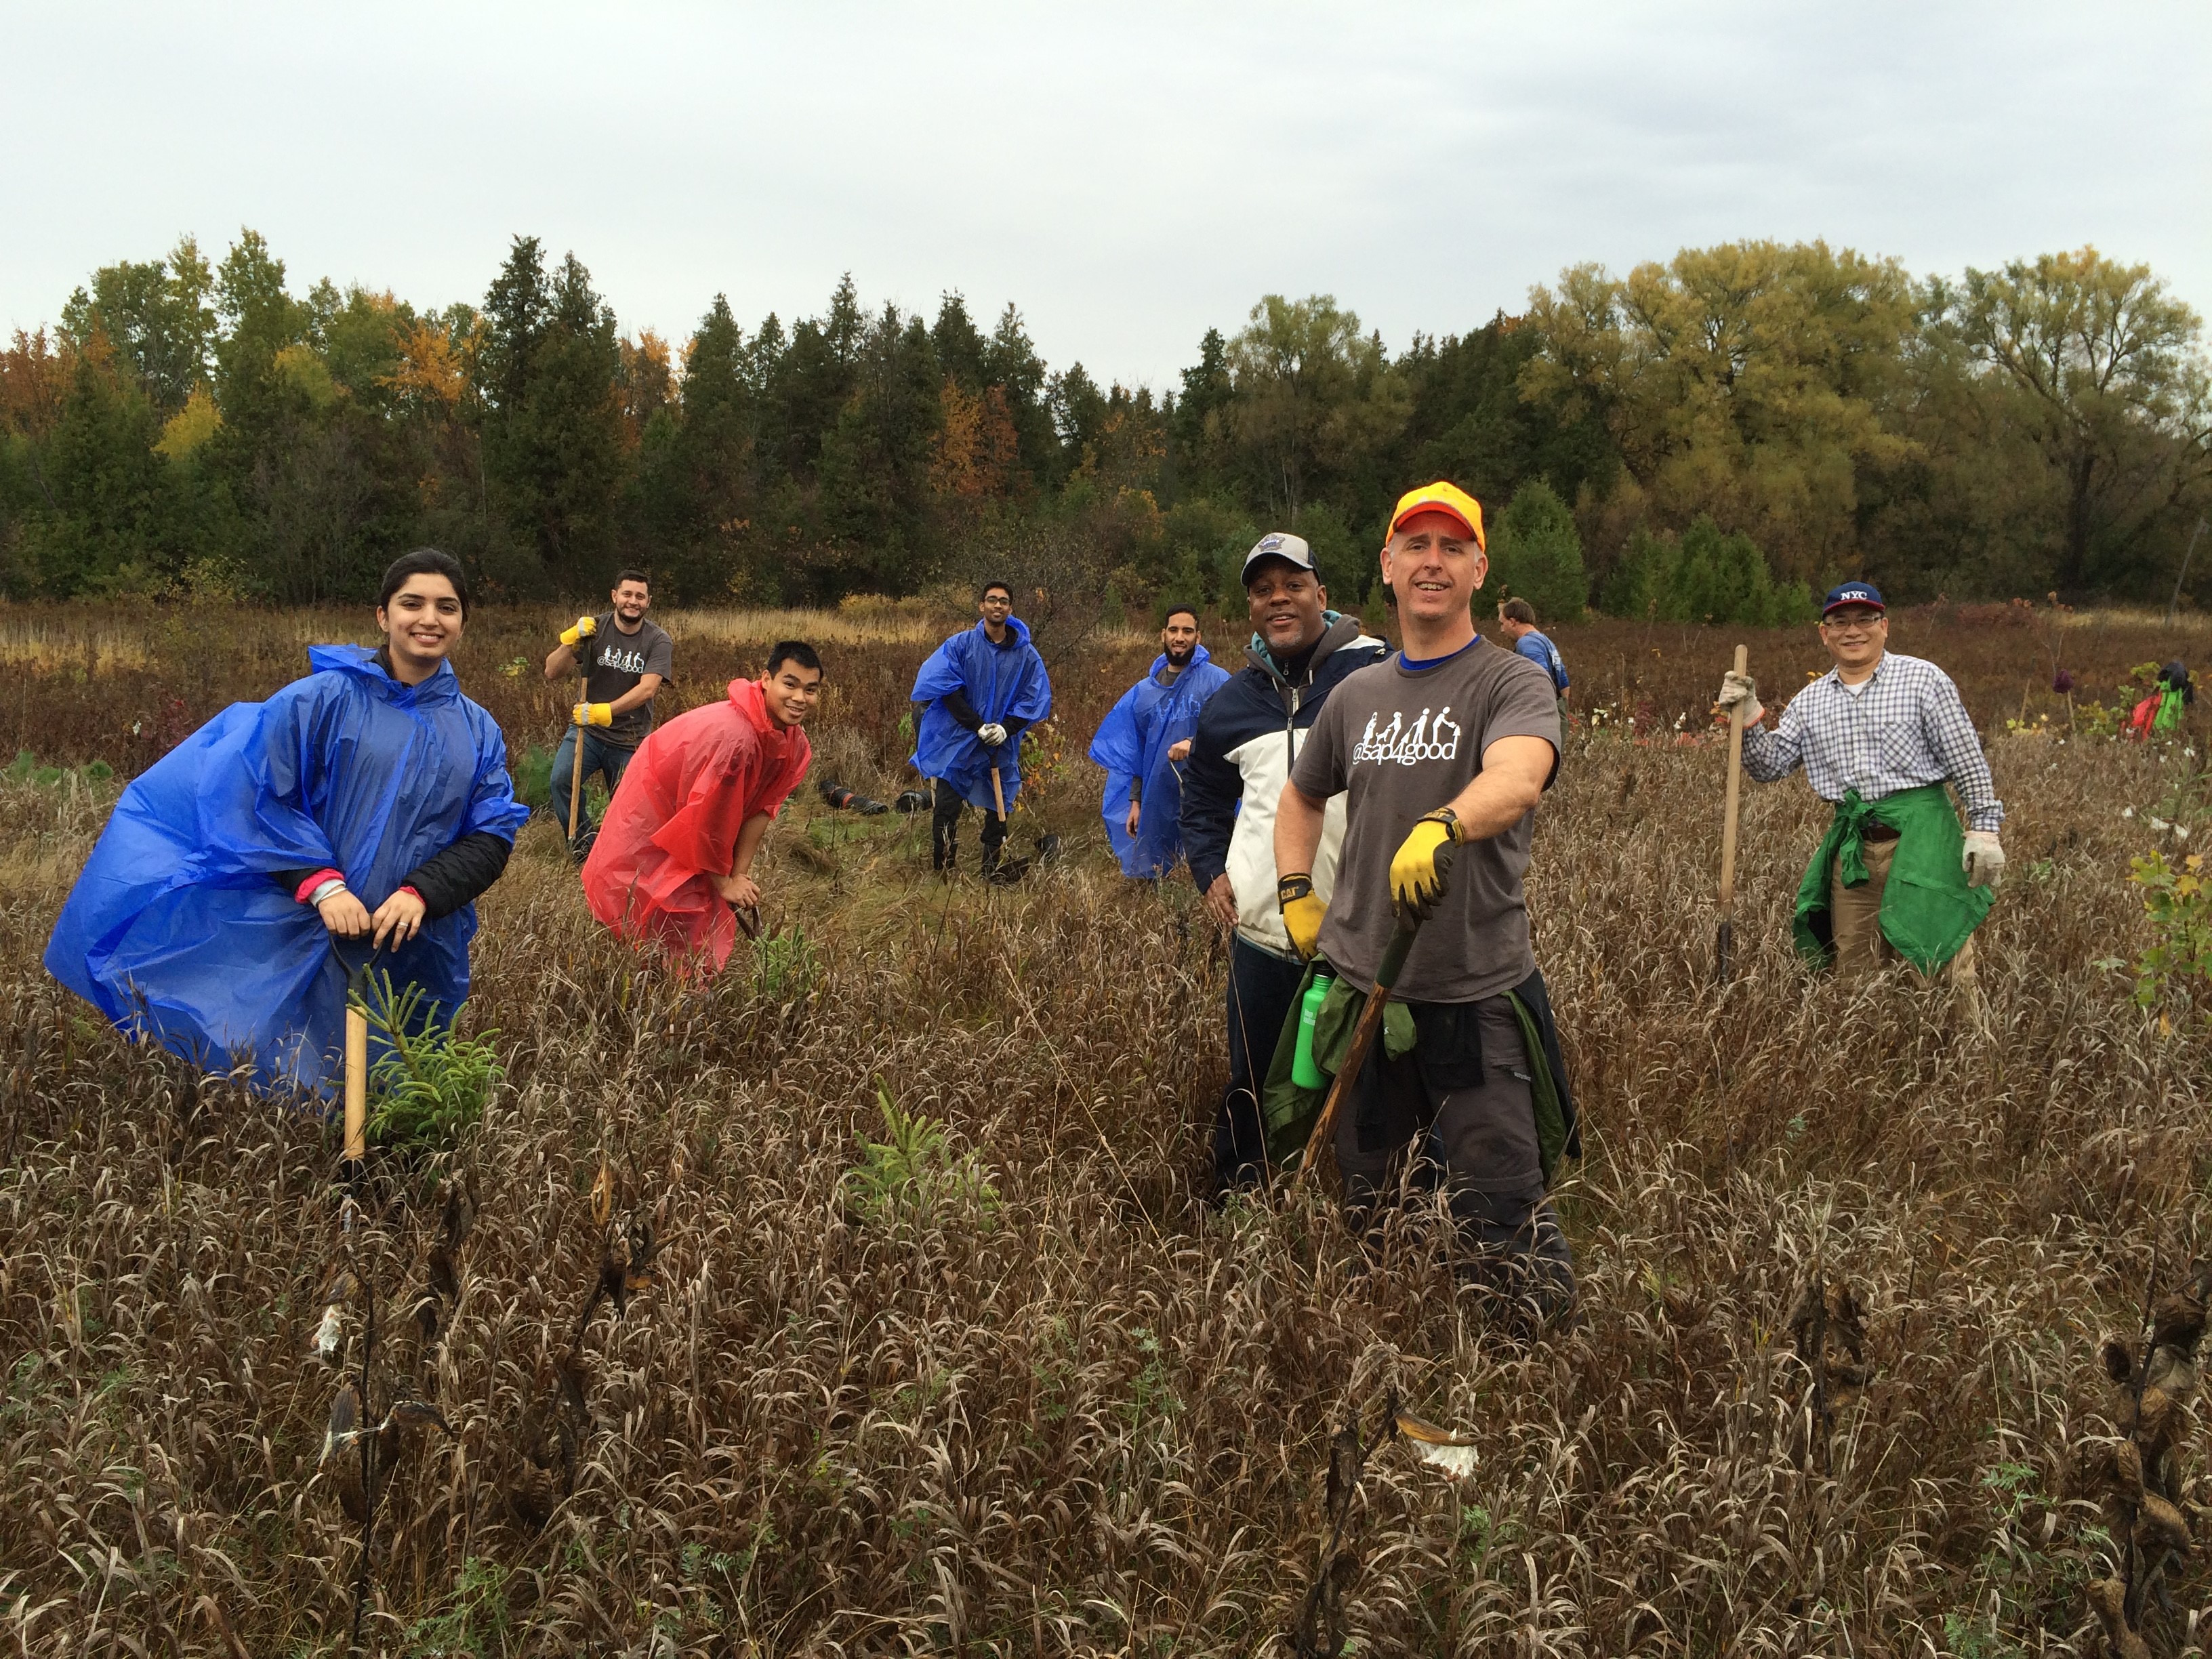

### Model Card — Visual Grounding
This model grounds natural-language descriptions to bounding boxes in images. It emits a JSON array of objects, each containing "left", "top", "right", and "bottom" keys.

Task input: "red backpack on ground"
[{"left": 2127, "top": 692, "right": 2163, "bottom": 741}]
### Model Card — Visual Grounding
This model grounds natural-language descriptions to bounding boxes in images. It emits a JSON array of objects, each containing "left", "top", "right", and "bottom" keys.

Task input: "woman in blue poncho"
[
  {"left": 45, "top": 549, "right": 531, "bottom": 1096},
  {"left": 909, "top": 579, "right": 1052, "bottom": 878}
]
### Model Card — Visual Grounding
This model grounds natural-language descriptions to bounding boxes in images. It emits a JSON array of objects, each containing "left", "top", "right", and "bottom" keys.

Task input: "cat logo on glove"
[{"left": 1352, "top": 706, "right": 1462, "bottom": 766}]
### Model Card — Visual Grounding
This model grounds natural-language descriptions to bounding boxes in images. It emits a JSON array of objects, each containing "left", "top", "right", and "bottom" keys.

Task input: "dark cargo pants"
[{"left": 1334, "top": 993, "right": 1575, "bottom": 1319}]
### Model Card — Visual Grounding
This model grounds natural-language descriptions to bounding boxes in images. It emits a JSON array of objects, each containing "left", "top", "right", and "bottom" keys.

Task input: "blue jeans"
[{"left": 550, "top": 727, "right": 634, "bottom": 842}]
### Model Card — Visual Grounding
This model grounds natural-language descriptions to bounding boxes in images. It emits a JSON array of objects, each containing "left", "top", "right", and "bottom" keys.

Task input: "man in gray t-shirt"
[
  {"left": 1276, "top": 479, "right": 1575, "bottom": 1324},
  {"left": 544, "top": 568, "right": 675, "bottom": 855},
  {"left": 1293, "top": 640, "right": 1559, "bottom": 1000}
]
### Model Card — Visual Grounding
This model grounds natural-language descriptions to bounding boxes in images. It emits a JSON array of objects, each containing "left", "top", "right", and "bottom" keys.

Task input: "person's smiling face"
[
  {"left": 1160, "top": 611, "right": 1201, "bottom": 665},
  {"left": 611, "top": 577, "right": 651, "bottom": 626},
  {"left": 1244, "top": 563, "right": 1326, "bottom": 657},
  {"left": 1820, "top": 605, "right": 1887, "bottom": 673},
  {"left": 377, "top": 574, "right": 463, "bottom": 682},
  {"left": 762, "top": 662, "right": 823, "bottom": 729},
  {"left": 1382, "top": 512, "right": 1486, "bottom": 626},
  {"left": 979, "top": 587, "right": 1013, "bottom": 628}
]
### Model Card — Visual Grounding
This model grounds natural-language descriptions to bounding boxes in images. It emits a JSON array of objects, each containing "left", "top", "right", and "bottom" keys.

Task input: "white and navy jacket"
[{"left": 1179, "top": 615, "right": 1390, "bottom": 960}]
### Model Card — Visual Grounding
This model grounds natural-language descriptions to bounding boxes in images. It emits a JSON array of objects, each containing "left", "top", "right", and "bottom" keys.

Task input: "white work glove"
[
  {"left": 977, "top": 722, "right": 1008, "bottom": 747},
  {"left": 1963, "top": 830, "right": 2005, "bottom": 890},
  {"left": 1716, "top": 670, "right": 1763, "bottom": 726}
]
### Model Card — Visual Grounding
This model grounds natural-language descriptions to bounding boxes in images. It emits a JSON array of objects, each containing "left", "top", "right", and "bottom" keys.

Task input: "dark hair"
[
  {"left": 1500, "top": 597, "right": 1538, "bottom": 624},
  {"left": 613, "top": 567, "right": 651, "bottom": 590},
  {"left": 766, "top": 640, "right": 823, "bottom": 677},
  {"left": 377, "top": 548, "right": 469, "bottom": 617},
  {"left": 1162, "top": 602, "right": 1202, "bottom": 626},
  {"left": 979, "top": 579, "right": 1014, "bottom": 602}
]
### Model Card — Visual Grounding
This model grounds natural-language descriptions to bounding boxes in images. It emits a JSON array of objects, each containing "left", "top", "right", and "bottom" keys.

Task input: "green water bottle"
[{"left": 1290, "top": 973, "right": 1334, "bottom": 1089}]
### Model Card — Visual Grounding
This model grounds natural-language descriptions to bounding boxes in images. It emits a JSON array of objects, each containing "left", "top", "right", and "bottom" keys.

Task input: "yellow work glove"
[
  {"left": 1389, "top": 807, "right": 1462, "bottom": 922},
  {"left": 559, "top": 615, "right": 598, "bottom": 647},
  {"left": 573, "top": 701, "right": 613, "bottom": 728},
  {"left": 1277, "top": 872, "right": 1326, "bottom": 960}
]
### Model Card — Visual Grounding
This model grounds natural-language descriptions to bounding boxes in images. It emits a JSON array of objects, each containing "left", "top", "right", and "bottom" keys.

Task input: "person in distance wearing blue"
[{"left": 1089, "top": 603, "right": 1229, "bottom": 880}]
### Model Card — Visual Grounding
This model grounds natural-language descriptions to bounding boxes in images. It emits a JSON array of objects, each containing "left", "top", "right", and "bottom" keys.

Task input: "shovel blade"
[{"left": 1715, "top": 918, "right": 1734, "bottom": 986}]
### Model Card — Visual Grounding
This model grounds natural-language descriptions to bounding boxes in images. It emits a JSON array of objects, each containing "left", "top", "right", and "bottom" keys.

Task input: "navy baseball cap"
[
  {"left": 1241, "top": 532, "right": 1317, "bottom": 585},
  {"left": 1822, "top": 581, "right": 1885, "bottom": 617}
]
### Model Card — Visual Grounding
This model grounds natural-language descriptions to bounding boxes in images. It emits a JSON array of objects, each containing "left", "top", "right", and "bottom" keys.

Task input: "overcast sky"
[{"left": 6, "top": 1, "right": 2208, "bottom": 390}]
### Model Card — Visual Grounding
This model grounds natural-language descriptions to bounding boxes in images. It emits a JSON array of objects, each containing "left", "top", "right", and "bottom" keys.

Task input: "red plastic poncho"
[{"left": 582, "top": 678, "right": 811, "bottom": 972}]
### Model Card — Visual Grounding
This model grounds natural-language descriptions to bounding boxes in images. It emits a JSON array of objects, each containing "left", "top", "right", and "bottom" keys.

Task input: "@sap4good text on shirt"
[{"left": 1351, "top": 705, "right": 1464, "bottom": 767}]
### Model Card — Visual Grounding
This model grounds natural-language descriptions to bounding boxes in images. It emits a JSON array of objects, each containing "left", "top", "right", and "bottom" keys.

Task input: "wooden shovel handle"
[
  {"left": 1718, "top": 644, "right": 1748, "bottom": 914},
  {"left": 567, "top": 672, "right": 589, "bottom": 842}
]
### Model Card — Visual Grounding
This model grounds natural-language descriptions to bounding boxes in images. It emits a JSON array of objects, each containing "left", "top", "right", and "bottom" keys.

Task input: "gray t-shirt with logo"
[
  {"left": 1290, "top": 637, "right": 1561, "bottom": 1002},
  {"left": 584, "top": 615, "right": 676, "bottom": 749}
]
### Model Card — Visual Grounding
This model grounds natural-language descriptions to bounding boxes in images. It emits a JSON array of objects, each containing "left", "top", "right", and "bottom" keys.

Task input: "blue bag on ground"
[
  {"left": 44, "top": 645, "right": 529, "bottom": 1095},
  {"left": 1089, "top": 645, "right": 1229, "bottom": 877},
  {"left": 909, "top": 617, "right": 1053, "bottom": 808}
]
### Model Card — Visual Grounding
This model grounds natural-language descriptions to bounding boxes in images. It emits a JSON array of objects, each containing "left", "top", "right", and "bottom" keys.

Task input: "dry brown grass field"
[{"left": 2, "top": 597, "right": 2211, "bottom": 1656}]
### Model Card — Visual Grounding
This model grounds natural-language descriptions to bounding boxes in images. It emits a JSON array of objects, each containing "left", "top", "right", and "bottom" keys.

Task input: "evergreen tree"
[
  {"left": 1490, "top": 478, "right": 1588, "bottom": 623},
  {"left": 478, "top": 241, "right": 625, "bottom": 586}
]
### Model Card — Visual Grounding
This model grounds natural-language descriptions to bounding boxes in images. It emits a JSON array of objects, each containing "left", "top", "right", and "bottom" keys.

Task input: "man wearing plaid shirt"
[{"left": 1716, "top": 581, "right": 2003, "bottom": 979}]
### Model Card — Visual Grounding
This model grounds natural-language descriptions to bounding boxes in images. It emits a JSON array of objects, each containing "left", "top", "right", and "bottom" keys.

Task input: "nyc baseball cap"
[
  {"left": 1388, "top": 480, "right": 1486, "bottom": 552},
  {"left": 1822, "top": 581, "right": 1885, "bottom": 617},
  {"left": 1241, "top": 532, "right": 1317, "bottom": 585}
]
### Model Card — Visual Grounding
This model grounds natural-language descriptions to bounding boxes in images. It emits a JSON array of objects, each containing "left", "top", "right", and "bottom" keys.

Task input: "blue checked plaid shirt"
[{"left": 1742, "top": 651, "right": 2005, "bottom": 830}]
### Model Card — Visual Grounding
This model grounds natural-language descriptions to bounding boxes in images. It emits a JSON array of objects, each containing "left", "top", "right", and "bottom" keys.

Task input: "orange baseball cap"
[{"left": 1389, "top": 480, "right": 1486, "bottom": 552}]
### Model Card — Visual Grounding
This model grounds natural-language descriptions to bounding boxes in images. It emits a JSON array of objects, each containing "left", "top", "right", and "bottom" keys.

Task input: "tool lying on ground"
[
  {"left": 1294, "top": 918, "right": 1420, "bottom": 1187},
  {"left": 1716, "top": 643, "right": 1749, "bottom": 985},
  {"left": 817, "top": 779, "right": 890, "bottom": 815}
]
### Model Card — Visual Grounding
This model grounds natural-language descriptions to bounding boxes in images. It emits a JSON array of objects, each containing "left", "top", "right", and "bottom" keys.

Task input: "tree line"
[{"left": 2, "top": 231, "right": 2206, "bottom": 616}]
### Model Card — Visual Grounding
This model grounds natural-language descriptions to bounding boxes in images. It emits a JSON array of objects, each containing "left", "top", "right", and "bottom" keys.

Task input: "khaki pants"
[{"left": 1830, "top": 835, "right": 1977, "bottom": 987}]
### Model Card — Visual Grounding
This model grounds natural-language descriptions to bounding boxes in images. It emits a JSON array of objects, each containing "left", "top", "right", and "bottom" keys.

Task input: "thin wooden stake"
[{"left": 1716, "top": 643, "right": 1749, "bottom": 985}]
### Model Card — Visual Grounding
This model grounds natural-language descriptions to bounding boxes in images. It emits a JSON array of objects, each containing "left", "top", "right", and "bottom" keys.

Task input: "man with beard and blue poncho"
[
  {"left": 45, "top": 550, "right": 529, "bottom": 1097},
  {"left": 910, "top": 579, "right": 1053, "bottom": 878},
  {"left": 1088, "top": 604, "right": 1229, "bottom": 879}
]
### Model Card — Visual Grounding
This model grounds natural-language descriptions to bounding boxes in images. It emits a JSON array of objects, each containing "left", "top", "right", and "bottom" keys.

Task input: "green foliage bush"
[
  {"left": 1599, "top": 516, "right": 1815, "bottom": 626},
  {"left": 2130, "top": 851, "right": 2211, "bottom": 1025},
  {"left": 1488, "top": 478, "right": 1587, "bottom": 623},
  {"left": 359, "top": 976, "right": 503, "bottom": 1153},
  {"left": 842, "top": 1084, "right": 1000, "bottom": 1232},
  {"left": 754, "top": 925, "right": 819, "bottom": 1001}
]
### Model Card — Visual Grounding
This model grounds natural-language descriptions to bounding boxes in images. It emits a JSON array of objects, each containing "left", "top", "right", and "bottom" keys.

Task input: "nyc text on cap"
[{"left": 1822, "top": 581, "right": 1885, "bottom": 616}]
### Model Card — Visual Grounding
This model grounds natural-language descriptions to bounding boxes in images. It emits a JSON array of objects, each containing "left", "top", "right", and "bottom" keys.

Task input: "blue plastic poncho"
[
  {"left": 45, "top": 645, "right": 529, "bottom": 1095},
  {"left": 909, "top": 617, "right": 1053, "bottom": 810},
  {"left": 1089, "top": 647, "right": 1229, "bottom": 878}
]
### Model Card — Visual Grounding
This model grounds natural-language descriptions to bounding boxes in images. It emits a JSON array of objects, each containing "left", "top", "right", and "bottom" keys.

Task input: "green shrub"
[
  {"left": 358, "top": 975, "right": 503, "bottom": 1153},
  {"left": 843, "top": 1084, "right": 1000, "bottom": 1231},
  {"left": 512, "top": 742, "right": 555, "bottom": 811},
  {"left": 754, "top": 924, "right": 819, "bottom": 1000},
  {"left": 2130, "top": 851, "right": 2211, "bottom": 1026},
  {"left": 1597, "top": 516, "right": 1812, "bottom": 626},
  {"left": 1489, "top": 478, "right": 1588, "bottom": 623}
]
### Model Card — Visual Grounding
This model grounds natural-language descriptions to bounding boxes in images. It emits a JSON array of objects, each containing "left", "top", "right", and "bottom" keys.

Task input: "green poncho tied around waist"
[
  {"left": 1257, "top": 962, "right": 1578, "bottom": 1183},
  {"left": 1793, "top": 783, "right": 1993, "bottom": 974}
]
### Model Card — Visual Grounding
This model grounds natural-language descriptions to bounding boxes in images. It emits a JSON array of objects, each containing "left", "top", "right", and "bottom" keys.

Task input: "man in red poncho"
[{"left": 583, "top": 640, "right": 821, "bottom": 972}]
